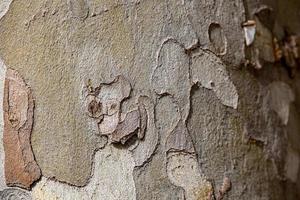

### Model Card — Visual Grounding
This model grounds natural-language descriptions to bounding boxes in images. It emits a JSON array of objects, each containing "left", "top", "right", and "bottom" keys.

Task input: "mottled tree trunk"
[{"left": 0, "top": 0, "right": 299, "bottom": 200}]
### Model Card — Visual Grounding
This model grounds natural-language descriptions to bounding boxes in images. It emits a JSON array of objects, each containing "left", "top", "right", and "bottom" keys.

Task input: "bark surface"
[{"left": 0, "top": 0, "right": 299, "bottom": 199}]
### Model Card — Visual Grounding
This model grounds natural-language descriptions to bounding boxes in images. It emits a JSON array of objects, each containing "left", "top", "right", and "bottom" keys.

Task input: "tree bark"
[{"left": 0, "top": 0, "right": 299, "bottom": 199}]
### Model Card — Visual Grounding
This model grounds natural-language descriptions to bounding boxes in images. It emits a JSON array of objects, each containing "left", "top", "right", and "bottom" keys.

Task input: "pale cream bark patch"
[
  {"left": 32, "top": 145, "right": 136, "bottom": 200},
  {"left": 0, "top": 0, "right": 12, "bottom": 20},
  {"left": 0, "top": 58, "right": 7, "bottom": 191}
]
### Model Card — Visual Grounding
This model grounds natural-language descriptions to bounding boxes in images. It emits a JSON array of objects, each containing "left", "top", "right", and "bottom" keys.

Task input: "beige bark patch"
[
  {"left": 166, "top": 152, "right": 213, "bottom": 200},
  {"left": 69, "top": 0, "right": 89, "bottom": 19},
  {"left": 191, "top": 50, "right": 238, "bottom": 109},
  {"left": 3, "top": 69, "right": 41, "bottom": 190}
]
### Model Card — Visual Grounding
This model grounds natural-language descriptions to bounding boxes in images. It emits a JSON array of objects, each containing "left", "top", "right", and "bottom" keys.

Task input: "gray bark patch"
[{"left": 0, "top": 188, "right": 32, "bottom": 200}]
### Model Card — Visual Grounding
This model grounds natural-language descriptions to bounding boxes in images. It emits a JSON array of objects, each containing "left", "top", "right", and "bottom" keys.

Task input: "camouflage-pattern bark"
[{"left": 0, "top": 0, "right": 299, "bottom": 199}]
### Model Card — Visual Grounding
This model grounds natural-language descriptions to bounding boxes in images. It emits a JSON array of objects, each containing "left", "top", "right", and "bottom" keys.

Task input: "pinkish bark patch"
[{"left": 3, "top": 69, "right": 41, "bottom": 190}]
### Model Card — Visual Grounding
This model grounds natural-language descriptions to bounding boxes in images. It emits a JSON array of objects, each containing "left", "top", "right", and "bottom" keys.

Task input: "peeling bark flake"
[
  {"left": 111, "top": 110, "right": 140, "bottom": 144},
  {"left": 242, "top": 20, "right": 256, "bottom": 46},
  {"left": 131, "top": 96, "right": 158, "bottom": 167},
  {"left": 138, "top": 99, "right": 147, "bottom": 140},
  {"left": 216, "top": 176, "right": 231, "bottom": 200},
  {"left": 3, "top": 69, "right": 41, "bottom": 190}
]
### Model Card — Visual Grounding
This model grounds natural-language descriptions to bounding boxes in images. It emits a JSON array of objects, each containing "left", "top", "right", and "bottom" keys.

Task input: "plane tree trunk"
[{"left": 0, "top": 0, "right": 299, "bottom": 199}]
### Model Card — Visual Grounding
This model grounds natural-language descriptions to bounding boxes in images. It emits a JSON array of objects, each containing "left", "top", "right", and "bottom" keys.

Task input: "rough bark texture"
[{"left": 0, "top": 0, "right": 299, "bottom": 199}]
